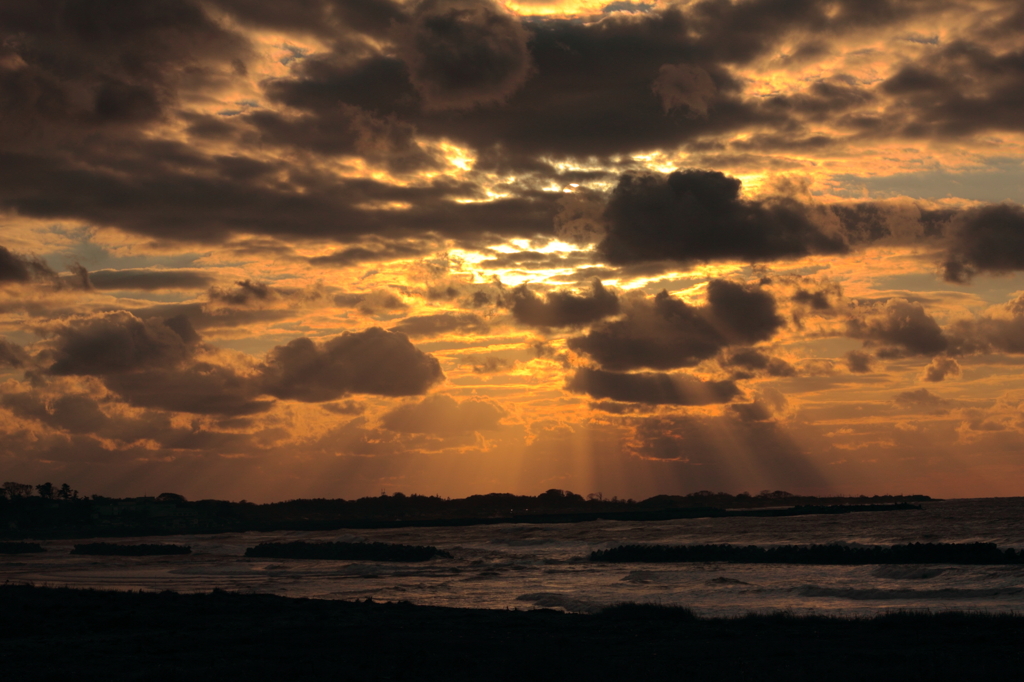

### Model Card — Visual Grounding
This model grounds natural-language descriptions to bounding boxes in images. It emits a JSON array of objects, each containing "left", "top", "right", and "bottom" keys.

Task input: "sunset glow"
[{"left": 2, "top": 0, "right": 1024, "bottom": 501}]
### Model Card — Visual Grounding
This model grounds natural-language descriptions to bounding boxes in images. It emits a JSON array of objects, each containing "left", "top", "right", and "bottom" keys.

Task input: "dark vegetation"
[
  {"left": 244, "top": 541, "right": 451, "bottom": 561},
  {"left": 0, "top": 480, "right": 930, "bottom": 539},
  {"left": 70, "top": 543, "right": 192, "bottom": 556},
  {"left": 591, "top": 542, "right": 1024, "bottom": 564},
  {"left": 2, "top": 585, "right": 1021, "bottom": 681},
  {"left": 0, "top": 541, "right": 44, "bottom": 554}
]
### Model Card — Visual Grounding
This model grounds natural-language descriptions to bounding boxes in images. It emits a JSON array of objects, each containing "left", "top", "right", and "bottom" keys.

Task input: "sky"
[{"left": 2, "top": 0, "right": 1024, "bottom": 502}]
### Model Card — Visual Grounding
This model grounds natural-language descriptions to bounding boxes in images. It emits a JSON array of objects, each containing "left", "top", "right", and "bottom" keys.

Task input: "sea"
[{"left": 3, "top": 498, "right": 1023, "bottom": 617}]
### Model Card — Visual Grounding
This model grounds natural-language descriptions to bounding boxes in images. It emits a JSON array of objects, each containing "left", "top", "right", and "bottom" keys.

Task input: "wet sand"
[{"left": 2, "top": 584, "right": 1021, "bottom": 681}]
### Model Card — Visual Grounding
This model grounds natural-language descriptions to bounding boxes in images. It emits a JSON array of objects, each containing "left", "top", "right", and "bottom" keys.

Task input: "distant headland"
[{"left": 1, "top": 481, "right": 931, "bottom": 539}]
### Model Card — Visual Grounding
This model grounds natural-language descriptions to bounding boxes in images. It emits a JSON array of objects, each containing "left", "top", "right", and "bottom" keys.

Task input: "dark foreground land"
[{"left": 2, "top": 585, "right": 1021, "bottom": 682}]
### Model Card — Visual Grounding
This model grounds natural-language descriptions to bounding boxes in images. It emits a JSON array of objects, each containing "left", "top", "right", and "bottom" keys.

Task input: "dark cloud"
[
  {"left": 845, "top": 350, "right": 873, "bottom": 373},
  {"left": 246, "top": 105, "right": 437, "bottom": 173},
  {"left": 390, "top": 312, "right": 489, "bottom": 337},
  {"left": 706, "top": 279, "right": 785, "bottom": 343},
  {"left": 725, "top": 349, "right": 796, "bottom": 377},
  {"left": 943, "top": 204, "right": 1024, "bottom": 282},
  {"left": 878, "top": 40, "right": 1024, "bottom": 139},
  {"left": 569, "top": 281, "right": 782, "bottom": 371},
  {"left": 334, "top": 290, "right": 408, "bottom": 315},
  {"left": 0, "top": 245, "right": 56, "bottom": 284},
  {"left": 761, "top": 76, "right": 875, "bottom": 124},
  {"left": 46, "top": 312, "right": 198, "bottom": 376},
  {"left": 103, "top": 363, "right": 273, "bottom": 416},
  {"left": 2, "top": 392, "right": 111, "bottom": 435},
  {"left": 381, "top": 394, "right": 505, "bottom": 435},
  {"left": 598, "top": 170, "right": 847, "bottom": 265},
  {"left": 0, "top": 147, "right": 560, "bottom": 245},
  {"left": 566, "top": 367, "right": 739, "bottom": 405},
  {"left": 208, "top": 280, "right": 275, "bottom": 306},
  {"left": 922, "top": 355, "right": 960, "bottom": 382},
  {"left": 205, "top": 280, "right": 325, "bottom": 309},
  {"left": 87, "top": 268, "right": 215, "bottom": 291},
  {"left": 264, "top": 9, "right": 760, "bottom": 164},
  {"left": 508, "top": 279, "right": 619, "bottom": 328},
  {"left": 0, "top": 338, "right": 29, "bottom": 368},
  {"left": 309, "top": 241, "right": 434, "bottom": 267},
  {"left": 393, "top": 0, "right": 533, "bottom": 111},
  {"left": 259, "top": 327, "right": 444, "bottom": 401},
  {"left": 128, "top": 301, "right": 295, "bottom": 333},
  {"left": 846, "top": 299, "right": 947, "bottom": 356},
  {"left": 792, "top": 288, "right": 832, "bottom": 310},
  {"left": 946, "top": 295, "right": 1024, "bottom": 355},
  {"left": 211, "top": 0, "right": 404, "bottom": 40},
  {"left": 0, "top": 0, "right": 249, "bottom": 142},
  {"left": 467, "top": 354, "right": 512, "bottom": 373},
  {"left": 730, "top": 400, "right": 774, "bottom": 422},
  {"left": 893, "top": 388, "right": 950, "bottom": 412}
]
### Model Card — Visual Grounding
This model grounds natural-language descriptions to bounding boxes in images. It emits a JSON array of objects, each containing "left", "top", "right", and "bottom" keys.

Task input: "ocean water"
[{"left": 3, "top": 498, "right": 1024, "bottom": 617}]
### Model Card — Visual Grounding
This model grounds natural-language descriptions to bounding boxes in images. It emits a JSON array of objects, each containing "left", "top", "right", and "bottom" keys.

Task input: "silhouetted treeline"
[
  {"left": 0, "top": 541, "right": 45, "bottom": 554},
  {"left": 591, "top": 542, "right": 1024, "bottom": 565},
  {"left": 245, "top": 541, "right": 451, "bottom": 561},
  {"left": 71, "top": 543, "right": 192, "bottom": 556},
  {"left": 1, "top": 481, "right": 932, "bottom": 539}
]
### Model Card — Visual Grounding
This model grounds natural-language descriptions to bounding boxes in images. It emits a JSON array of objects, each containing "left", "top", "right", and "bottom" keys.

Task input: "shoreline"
[{"left": 3, "top": 584, "right": 1022, "bottom": 680}]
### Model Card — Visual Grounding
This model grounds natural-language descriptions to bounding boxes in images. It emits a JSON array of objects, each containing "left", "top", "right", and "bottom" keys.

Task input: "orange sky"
[{"left": 2, "top": 0, "right": 1024, "bottom": 501}]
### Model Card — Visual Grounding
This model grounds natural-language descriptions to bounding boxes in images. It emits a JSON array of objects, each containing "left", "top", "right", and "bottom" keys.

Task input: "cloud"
[
  {"left": 725, "top": 349, "right": 796, "bottom": 377},
  {"left": 922, "top": 355, "right": 961, "bottom": 382},
  {"left": 393, "top": 0, "right": 533, "bottom": 110},
  {"left": 0, "top": 0, "right": 249, "bottom": 143},
  {"left": 209, "top": 0, "right": 404, "bottom": 38},
  {"left": 878, "top": 39, "right": 1024, "bottom": 140},
  {"left": 208, "top": 280, "right": 276, "bottom": 306},
  {"left": 334, "top": 290, "right": 408, "bottom": 315},
  {"left": 0, "top": 245, "right": 56, "bottom": 284},
  {"left": 508, "top": 279, "right": 619, "bottom": 328},
  {"left": 568, "top": 281, "right": 782, "bottom": 371},
  {"left": 381, "top": 394, "right": 505, "bottom": 435},
  {"left": 566, "top": 367, "right": 739, "bottom": 405},
  {"left": 845, "top": 299, "right": 947, "bottom": 356},
  {"left": 259, "top": 327, "right": 444, "bottom": 401},
  {"left": 845, "top": 350, "right": 873, "bottom": 373},
  {"left": 309, "top": 242, "right": 434, "bottom": 267},
  {"left": 103, "top": 363, "right": 273, "bottom": 416},
  {"left": 2, "top": 392, "right": 112, "bottom": 435},
  {"left": 598, "top": 170, "right": 847, "bottom": 265},
  {"left": 651, "top": 64, "right": 717, "bottom": 116},
  {"left": 893, "top": 388, "right": 951, "bottom": 413},
  {"left": 86, "top": 268, "right": 214, "bottom": 290},
  {"left": 390, "top": 312, "right": 489, "bottom": 337},
  {"left": 944, "top": 204, "right": 1024, "bottom": 282},
  {"left": 947, "top": 294, "right": 1024, "bottom": 355},
  {"left": 45, "top": 311, "right": 199, "bottom": 376},
  {"left": 792, "top": 288, "right": 832, "bottom": 310},
  {"left": 0, "top": 338, "right": 28, "bottom": 368}
]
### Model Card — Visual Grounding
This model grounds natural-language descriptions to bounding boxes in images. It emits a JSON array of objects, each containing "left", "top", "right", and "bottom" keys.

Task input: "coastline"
[{"left": 3, "top": 584, "right": 1021, "bottom": 681}]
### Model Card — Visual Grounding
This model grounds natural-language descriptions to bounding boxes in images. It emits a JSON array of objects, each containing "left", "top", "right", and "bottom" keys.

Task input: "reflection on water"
[{"left": 3, "top": 499, "right": 1024, "bottom": 617}]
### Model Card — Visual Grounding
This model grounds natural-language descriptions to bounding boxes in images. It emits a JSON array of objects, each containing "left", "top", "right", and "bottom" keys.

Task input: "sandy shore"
[{"left": 2, "top": 584, "right": 1021, "bottom": 681}]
